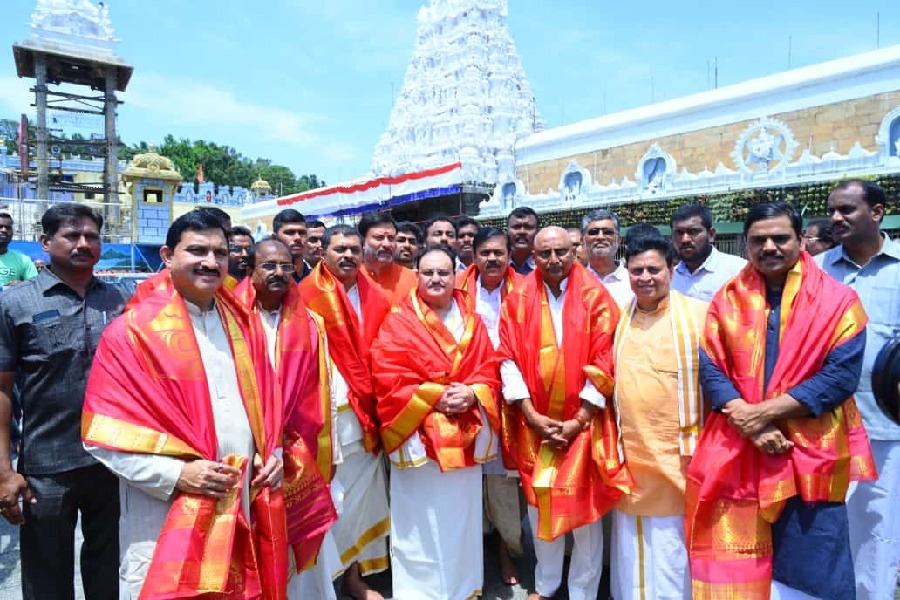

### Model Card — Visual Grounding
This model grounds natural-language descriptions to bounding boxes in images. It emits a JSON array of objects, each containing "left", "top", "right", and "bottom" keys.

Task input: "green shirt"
[{"left": 0, "top": 249, "right": 38, "bottom": 285}]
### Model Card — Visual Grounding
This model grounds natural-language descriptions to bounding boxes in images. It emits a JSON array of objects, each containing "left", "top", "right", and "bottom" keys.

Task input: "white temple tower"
[{"left": 370, "top": 0, "right": 544, "bottom": 186}]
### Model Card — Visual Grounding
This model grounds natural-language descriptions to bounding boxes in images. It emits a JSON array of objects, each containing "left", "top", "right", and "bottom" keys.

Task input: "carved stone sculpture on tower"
[{"left": 370, "top": 0, "right": 544, "bottom": 184}]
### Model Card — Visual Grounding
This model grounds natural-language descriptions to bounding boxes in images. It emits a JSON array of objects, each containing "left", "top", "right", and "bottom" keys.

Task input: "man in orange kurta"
[
  {"left": 233, "top": 239, "right": 338, "bottom": 598},
  {"left": 357, "top": 212, "right": 416, "bottom": 305},
  {"left": 83, "top": 210, "right": 288, "bottom": 600},
  {"left": 371, "top": 247, "right": 500, "bottom": 600},
  {"left": 299, "top": 225, "right": 392, "bottom": 600},
  {"left": 686, "top": 202, "right": 875, "bottom": 600},
  {"left": 499, "top": 227, "right": 630, "bottom": 600}
]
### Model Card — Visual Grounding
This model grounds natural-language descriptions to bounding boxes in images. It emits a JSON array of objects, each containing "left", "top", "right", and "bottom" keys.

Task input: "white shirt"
[
  {"left": 475, "top": 275, "right": 503, "bottom": 348},
  {"left": 330, "top": 283, "right": 365, "bottom": 456},
  {"left": 500, "top": 276, "right": 606, "bottom": 407},
  {"left": 671, "top": 246, "right": 746, "bottom": 302},
  {"left": 588, "top": 261, "right": 634, "bottom": 308}
]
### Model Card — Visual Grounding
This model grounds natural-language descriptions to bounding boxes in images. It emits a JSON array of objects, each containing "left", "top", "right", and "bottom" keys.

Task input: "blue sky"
[{"left": 1, "top": 0, "right": 899, "bottom": 187}]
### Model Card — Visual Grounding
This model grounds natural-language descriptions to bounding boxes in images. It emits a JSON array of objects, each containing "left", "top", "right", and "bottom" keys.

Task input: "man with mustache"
[
  {"left": 670, "top": 204, "right": 746, "bottom": 302},
  {"left": 500, "top": 226, "right": 629, "bottom": 600},
  {"left": 567, "top": 227, "right": 587, "bottom": 266},
  {"left": 371, "top": 246, "right": 500, "bottom": 600},
  {"left": 816, "top": 180, "right": 900, "bottom": 600},
  {"left": 234, "top": 238, "right": 339, "bottom": 599},
  {"left": 582, "top": 209, "right": 633, "bottom": 308},
  {"left": 609, "top": 232, "right": 707, "bottom": 600},
  {"left": 227, "top": 225, "right": 254, "bottom": 281},
  {"left": 507, "top": 207, "right": 539, "bottom": 275},
  {"left": 303, "top": 220, "right": 326, "bottom": 269},
  {"left": 455, "top": 216, "right": 481, "bottom": 269},
  {"left": 686, "top": 201, "right": 874, "bottom": 600},
  {"left": 274, "top": 208, "right": 311, "bottom": 281},
  {"left": 0, "top": 203, "right": 126, "bottom": 599},
  {"left": 0, "top": 212, "right": 38, "bottom": 286},
  {"left": 424, "top": 215, "right": 459, "bottom": 254},
  {"left": 300, "top": 225, "right": 392, "bottom": 600},
  {"left": 394, "top": 222, "right": 422, "bottom": 270},
  {"left": 455, "top": 227, "right": 523, "bottom": 586},
  {"left": 359, "top": 212, "right": 416, "bottom": 305},
  {"left": 83, "top": 210, "right": 286, "bottom": 599}
]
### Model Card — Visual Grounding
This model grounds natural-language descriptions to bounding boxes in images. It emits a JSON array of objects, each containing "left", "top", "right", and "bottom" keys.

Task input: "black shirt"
[{"left": 0, "top": 269, "right": 127, "bottom": 474}]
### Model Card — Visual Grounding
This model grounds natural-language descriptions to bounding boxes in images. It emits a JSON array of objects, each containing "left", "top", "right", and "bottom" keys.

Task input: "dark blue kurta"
[{"left": 699, "top": 288, "right": 866, "bottom": 600}]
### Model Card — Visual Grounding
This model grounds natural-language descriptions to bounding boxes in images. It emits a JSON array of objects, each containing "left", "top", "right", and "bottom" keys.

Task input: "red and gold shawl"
[
  {"left": 83, "top": 274, "right": 288, "bottom": 600},
  {"left": 233, "top": 278, "right": 338, "bottom": 571},
  {"left": 371, "top": 289, "right": 501, "bottom": 471},
  {"left": 127, "top": 268, "right": 239, "bottom": 310},
  {"left": 454, "top": 263, "right": 521, "bottom": 311},
  {"left": 299, "top": 262, "right": 390, "bottom": 454},
  {"left": 499, "top": 263, "right": 632, "bottom": 541},
  {"left": 685, "top": 251, "right": 875, "bottom": 600}
]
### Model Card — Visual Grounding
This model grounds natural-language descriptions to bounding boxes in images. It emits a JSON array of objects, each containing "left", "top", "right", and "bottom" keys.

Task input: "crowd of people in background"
[{"left": 0, "top": 178, "right": 895, "bottom": 600}]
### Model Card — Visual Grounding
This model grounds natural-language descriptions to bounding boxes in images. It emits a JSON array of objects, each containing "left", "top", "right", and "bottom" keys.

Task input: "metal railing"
[{"left": 0, "top": 196, "right": 135, "bottom": 243}]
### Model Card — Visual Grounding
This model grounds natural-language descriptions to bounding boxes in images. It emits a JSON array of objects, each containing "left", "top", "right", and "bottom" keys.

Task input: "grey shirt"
[{"left": 0, "top": 268, "right": 127, "bottom": 474}]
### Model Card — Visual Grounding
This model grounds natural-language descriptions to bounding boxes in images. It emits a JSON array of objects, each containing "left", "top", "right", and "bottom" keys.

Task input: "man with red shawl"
[
  {"left": 686, "top": 201, "right": 875, "bottom": 600},
  {"left": 83, "top": 210, "right": 288, "bottom": 599},
  {"left": 499, "top": 226, "right": 630, "bottom": 600},
  {"left": 371, "top": 246, "right": 500, "bottom": 600},
  {"left": 299, "top": 224, "right": 392, "bottom": 600},
  {"left": 234, "top": 238, "right": 338, "bottom": 599}
]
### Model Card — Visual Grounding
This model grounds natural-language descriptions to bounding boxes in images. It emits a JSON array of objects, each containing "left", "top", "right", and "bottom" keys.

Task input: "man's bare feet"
[
  {"left": 342, "top": 562, "right": 383, "bottom": 600},
  {"left": 498, "top": 538, "right": 520, "bottom": 585}
]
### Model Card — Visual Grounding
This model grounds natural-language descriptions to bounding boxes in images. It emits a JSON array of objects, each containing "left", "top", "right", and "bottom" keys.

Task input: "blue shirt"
[
  {"left": 671, "top": 246, "right": 747, "bottom": 302},
  {"left": 816, "top": 234, "right": 900, "bottom": 440}
]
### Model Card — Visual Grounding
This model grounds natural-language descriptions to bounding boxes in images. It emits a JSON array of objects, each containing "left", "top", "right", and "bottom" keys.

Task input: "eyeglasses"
[
  {"left": 803, "top": 236, "right": 821, "bottom": 243},
  {"left": 419, "top": 269, "right": 453, "bottom": 278},
  {"left": 258, "top": 262, "right": 296, "bottom": 273},
  {"left": 586, "top": 227, "right": 617, "bottom": 237}
]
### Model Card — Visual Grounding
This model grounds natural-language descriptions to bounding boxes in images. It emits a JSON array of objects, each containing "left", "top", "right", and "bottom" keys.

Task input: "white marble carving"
[
  {"left": 29, "top": 0, "right": 120, "bottom": 52},
  {"left": 875, "top": 105, "right": 900, "bottom": 158},
  {"left": 370, "top": 0, "right": 544, "bottom": 186},
  {"left": 558, "top": 160, "right": 592, "bottom": 202},
  {"left": 732, "top": 117, "right": 799, "bottom": 175},
  {"left": 636, "top": 143, "right": 676, "bottom": 194}
]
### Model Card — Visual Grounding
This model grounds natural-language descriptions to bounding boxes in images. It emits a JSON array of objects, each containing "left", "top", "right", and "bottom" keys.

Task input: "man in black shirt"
[{"left": 0, "top": 203, "right": 126, "bottom": 599}]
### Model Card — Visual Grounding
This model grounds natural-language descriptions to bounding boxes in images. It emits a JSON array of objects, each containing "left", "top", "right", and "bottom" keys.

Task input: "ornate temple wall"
[{"left": 517, "top": 91, "right": 900, "bottom": 194}]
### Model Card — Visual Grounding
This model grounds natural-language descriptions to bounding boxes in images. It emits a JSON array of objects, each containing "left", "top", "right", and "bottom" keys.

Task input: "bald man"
[{"left": 499, "top": 227, "right": 629, "bottom": 600}]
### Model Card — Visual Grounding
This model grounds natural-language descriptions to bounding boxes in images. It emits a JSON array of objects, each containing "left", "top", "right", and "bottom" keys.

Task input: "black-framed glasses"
[{"left": 586, "top": 227, "right": 617, "bottom": 237}]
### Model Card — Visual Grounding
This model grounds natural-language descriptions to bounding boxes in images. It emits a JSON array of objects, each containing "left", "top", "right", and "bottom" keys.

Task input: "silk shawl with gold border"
[
  {"left": 498, "top": 263, "right": 632, "bottom": 541},
  {"left": 371, "top": 289, "right": 501, "bottom": 472},
  {"left": 685, "top": 251, "right": 876, "bottom": 600},
  {"left": 299, "top": 262, "right": 390, "bottom": 454},
  {"left": 83, "top": 275, "right": 288, "bottom": 600},
  {"left": 454, "top": 263, "right": 521, "bottom": 312},
  {"left": 233, "top": 277, "right": 338, "bottom": 572}
]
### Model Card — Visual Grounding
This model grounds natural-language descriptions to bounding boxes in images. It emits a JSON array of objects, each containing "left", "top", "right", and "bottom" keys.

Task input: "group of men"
[{"left": 0, "top": 177, "right": 895, "bottom": 600}]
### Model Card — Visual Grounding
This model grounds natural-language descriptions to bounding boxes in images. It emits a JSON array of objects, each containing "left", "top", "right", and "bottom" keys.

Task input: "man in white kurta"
[
  {"left": 300, "top": 225, "right": 392, "bottom": 600},
  {"left": 83, "top": 215, "right": 283, "bottom": 599},
  {"left": 610, "top": 233, "right": 707, "bottom": 600},
  {"left": 372, "top": 248, "right": 501, "bottom": 600}
]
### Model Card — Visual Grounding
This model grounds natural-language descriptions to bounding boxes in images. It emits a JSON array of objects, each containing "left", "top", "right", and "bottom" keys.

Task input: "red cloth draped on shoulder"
[
  {"left": 499, "top": 263, "right": 631, "bottom": 541},
  {"left": 299, "top": 262, "right": 390, "bottom": 453},
  {"left": 233, "top": 278, "right": 337, "bottom": 572},
  {"left": 364, "top": 262, "right": 417, "bottom": 306},
  {"left": 371, "top": 289, "right": 501, "bottom": 471},
  {"left": 685, "top": 252, "right": 876, "bottom": 600},
  {"left": 455, "top": 264, "right": 521, "bottom": 312},
  {"left": 82, "top": 273, "right": 288, "bottom": 599}
]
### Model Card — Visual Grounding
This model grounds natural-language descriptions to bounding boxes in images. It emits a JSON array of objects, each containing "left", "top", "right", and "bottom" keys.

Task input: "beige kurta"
[{"left": 615, "top": 296, "right": 707, "bottom": 517}]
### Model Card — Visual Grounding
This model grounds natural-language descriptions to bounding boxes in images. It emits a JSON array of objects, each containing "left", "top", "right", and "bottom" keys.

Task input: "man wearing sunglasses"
[{"left": 582, "top": 209, "right": 633, "bottom": 308}]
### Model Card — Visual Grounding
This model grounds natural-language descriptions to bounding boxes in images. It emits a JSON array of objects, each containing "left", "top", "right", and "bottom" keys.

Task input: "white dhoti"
[
  {"left": 770, "top": 580, "right": 822, "bottom": 600},
  {"left": 391, "top": 460, "right": 483, "bottom": 600},
  {"left": 527, "top": 505, "right": 604, "bottom": 600},
  {"left": 287, "top": 529, "right": 342, "bottom": 600},
  {"left": 610, "top": 511, "right": 689, "bottom": 600},
  {"left": 847, "top": 439, "right": 900, "bottom": 600},
  {"left": 330, "top": 443, "right": 390, "bottom": 575}
]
